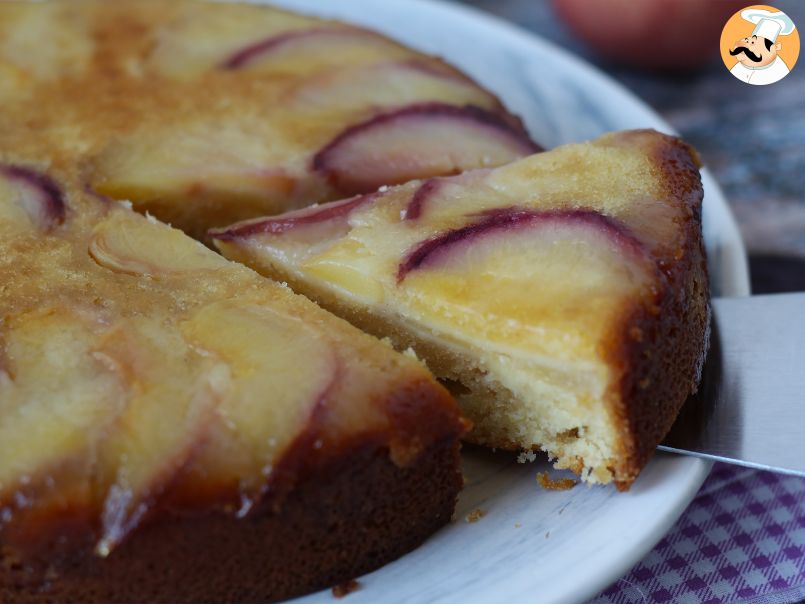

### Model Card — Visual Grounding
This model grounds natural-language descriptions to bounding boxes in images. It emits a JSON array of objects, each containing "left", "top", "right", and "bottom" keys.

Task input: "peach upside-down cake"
[
  {"left": 212, "top": 130, "right": 711, "bottom": 489},
  {"left": 0, "top": 0, "right": 712, "bottom": 600},
  {"left": 0, "top": 162, "right": 466, "bottom": 604}
]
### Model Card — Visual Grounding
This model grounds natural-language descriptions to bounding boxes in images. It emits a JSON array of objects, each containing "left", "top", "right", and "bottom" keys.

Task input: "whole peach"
[{"left": 552, "top": 0, "right": 747, "bottom": 70}]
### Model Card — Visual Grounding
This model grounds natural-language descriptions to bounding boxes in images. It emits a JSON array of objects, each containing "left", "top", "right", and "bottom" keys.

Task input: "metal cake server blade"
[{"left": 659, "top": 292, "right": 805, "bottom": 477}]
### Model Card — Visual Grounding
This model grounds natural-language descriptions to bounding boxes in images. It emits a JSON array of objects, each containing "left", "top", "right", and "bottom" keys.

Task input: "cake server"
[{"left": 659, "top": 291, "right": 805, "bottom": 477}]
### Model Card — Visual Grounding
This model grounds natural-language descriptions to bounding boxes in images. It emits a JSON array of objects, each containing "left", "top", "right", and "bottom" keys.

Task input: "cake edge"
[{"left": 603, "top": 131, "right": 710, "bottom": 490}]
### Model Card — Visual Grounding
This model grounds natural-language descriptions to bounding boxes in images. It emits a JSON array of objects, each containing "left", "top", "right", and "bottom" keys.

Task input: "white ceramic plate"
[{"left": 258, "top": 0, "right": 752, "bottom": 602}]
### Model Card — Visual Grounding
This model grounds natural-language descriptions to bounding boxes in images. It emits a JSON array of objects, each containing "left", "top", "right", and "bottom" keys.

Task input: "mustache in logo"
[{"left": 730, "top": 46, "right": 763, "bottom": 62}]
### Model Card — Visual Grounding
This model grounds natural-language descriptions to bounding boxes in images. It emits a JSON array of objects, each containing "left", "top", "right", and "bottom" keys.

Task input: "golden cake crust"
[{"left": 603, "top": 131, "right": 709, "bottom": 489}]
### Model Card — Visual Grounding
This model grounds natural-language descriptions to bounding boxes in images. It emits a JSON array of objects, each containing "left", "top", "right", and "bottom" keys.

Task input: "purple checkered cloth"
[{"left": 592, "top": 463, "right": 805, "bottom": 604}]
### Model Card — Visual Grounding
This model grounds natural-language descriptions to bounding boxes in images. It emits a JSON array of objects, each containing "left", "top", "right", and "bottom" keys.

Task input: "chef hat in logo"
[{"left": 741, "top": 8, "right": 796, "bottom": 42}]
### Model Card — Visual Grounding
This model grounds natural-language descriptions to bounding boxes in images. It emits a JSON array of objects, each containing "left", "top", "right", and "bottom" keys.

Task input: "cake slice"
[
  {"left": 0, "top": 0, "right": 537, "bottom": 240},
  {"left": 212, "top": 129, "right": 711, "bottom": 489},
  {"left": 0, "top": 162, "right": 466, "bottom": 603}
]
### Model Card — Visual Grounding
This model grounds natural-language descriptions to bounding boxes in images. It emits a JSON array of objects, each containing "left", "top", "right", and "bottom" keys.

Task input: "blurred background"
[{"left": 460, "top": 0, "right": 805, "bottom": 293}]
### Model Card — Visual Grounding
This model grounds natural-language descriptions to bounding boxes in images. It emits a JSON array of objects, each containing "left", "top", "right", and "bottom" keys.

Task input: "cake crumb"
[
  {"left": 332, "top": 579, "right": 361, "bottom": 598},
  {"left": 514, "top": 523, "right": 522, "bottom": 528},
  {"left": 517, "top": 450, "right": 537, "bottom": 463},
  {"left": 401, "top": 347, "right": 420, "bottom": 361},
  {"left": 465, "top": 508, "right": 486, "bottom": 523},
  {"left": 536, "top": 472, "right": 577, "bottom": 491},
  {"left": 401, "top": 346, "right": 430, "bottom": 369}
]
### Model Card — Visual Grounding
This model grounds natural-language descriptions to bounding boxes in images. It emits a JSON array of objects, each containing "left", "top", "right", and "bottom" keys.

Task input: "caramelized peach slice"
[
  {"left": 93, "top": 318, "right": 227, "bottom": 555},
  {"left": 180, "top": 301, "right": 337, "bottom": 505},
  {"left": 90, "top": 126, "right": 305, "bottom": 238},
  {"left": 221, "top": 26, "right": 410, "bottom": 72},
  {"left": 398, "top": 208, "right": 647, "bottom": 279},
  {"left": 89, "top": 211, "right": 228, "bottom": 277},
  {"left": 313, "top": 103, "right": 539, "bottom": 196},
  {"left": 0, "top": 309, "right": 125, "bottom": 501},
  {"left": 289, "top": 60, "right": 501, "bottom": 112},
  {"left": 211, "top": 193, "right": 390, "bottom": 303},
  {"left": 211, "top": 192, "right": 377, "bottom": 265},
  {"left": 397, "top": 208, "right": 655, "bottom": 352},
  {"left": 212, "top": 192, "right": 374, "bottom": 239},
  {"left": 0, "top": 164, "right": 65, "bottom": 231}
]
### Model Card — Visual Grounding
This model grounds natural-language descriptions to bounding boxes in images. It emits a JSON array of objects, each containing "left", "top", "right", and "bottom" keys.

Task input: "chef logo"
[{"left": 721, "top": 6, "right": 798, "bottom": 85}]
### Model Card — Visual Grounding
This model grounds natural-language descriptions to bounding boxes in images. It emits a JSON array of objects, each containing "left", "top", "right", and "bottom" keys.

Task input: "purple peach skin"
[
  {"left": 210, "top": 192, "right": 377, "bottom": 241},
  {"left": 404, "top": 170, "right": 493, "bottom": 221},
  {"left": 397, "top": 207, "right": 647, "bottom": 283},
  {"left": 313, "top": 102, "right": 540, "bottom": 196},
  {"left": 404, "top": 178, "right": 443, "bottom": 221},
  {"left": 389, "top": 61, "right": 525, "bottom": 129},
  {"left": 288, "top": 58, "right": 503, "bottom": 113},
  {"left": 221, "top": 26, "right": 390, "bottom": 70},
  {"left": 0, "top": 164, "right": 66, "bottom": 231}
]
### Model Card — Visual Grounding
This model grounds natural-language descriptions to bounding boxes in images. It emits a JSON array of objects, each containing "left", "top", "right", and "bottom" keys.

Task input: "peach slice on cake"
[
  {"left": 213, "top": 129, "right": 710, "bottom": 489},
  {"left": 220, "top": 26, "right": 411, "bottom": 73},
  {"left": 178, "top": 301, "right": 337, "bottom": 507},
  {"left": 0, "top": 308, "right": 125, "bottom": 505},
  {"left": 91, "top": 318, "right": 225, "bottom": 555},
  {"left": 214, "top": 192, "right": 378, "bottom": 265},
  {"left": 395, "top": 208, "right": 657, "bottom": 350},
  {"left": 0, "top": 164, "right": 65, "bottom": 232},
  {"left": 89, "top": 123, "right": 308, "bottom": 242},
  {"left": 313, "top": 103, "right": 539, "bottom": 196},
  {"left": 89, "top": 211, "right": 229, "bottom": 276},
  {"left": 288, "top": 60, "right": 503, "bottom": 113}
]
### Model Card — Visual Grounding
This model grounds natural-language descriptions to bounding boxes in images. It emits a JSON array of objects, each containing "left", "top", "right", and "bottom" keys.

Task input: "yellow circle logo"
[{"left": 721, "top": 5, "right": 799, "bottom": 85}]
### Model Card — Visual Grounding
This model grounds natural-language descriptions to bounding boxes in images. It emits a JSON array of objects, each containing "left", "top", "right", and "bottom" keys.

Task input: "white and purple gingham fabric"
[{"left": 592, "top": 464, "right": 805, "bottom": 604}]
